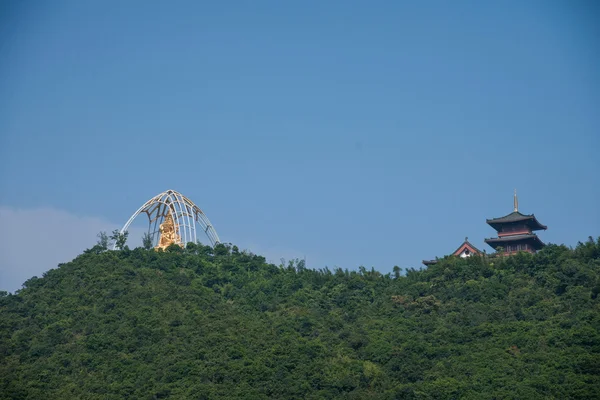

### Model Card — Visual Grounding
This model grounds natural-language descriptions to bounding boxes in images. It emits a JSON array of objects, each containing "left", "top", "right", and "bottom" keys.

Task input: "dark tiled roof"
[
  {"left": 486, "top": 211, "right": 547, "bottom": 231},
  {"left": 452, "top": 239, "right": 482, "bottom": 256},
  {"left": 485, "top": 233, "right": 545, "bottom": 247},
  {"left": 424, "top": 238, "right": 482, "bottom": 267}
]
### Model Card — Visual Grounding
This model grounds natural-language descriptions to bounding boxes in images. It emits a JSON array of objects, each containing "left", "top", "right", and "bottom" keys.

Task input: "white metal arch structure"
[{"left": 114, "top": 189, "right": 221, "bottom": 249}]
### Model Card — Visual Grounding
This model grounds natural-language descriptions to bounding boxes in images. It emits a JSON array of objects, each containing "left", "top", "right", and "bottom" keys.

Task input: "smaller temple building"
[
  {"left": 423, "top": 237, "right": 482, "bottom": 266},
  {"left": 484, "top": 191, "right": 547, "bottom": 255}
]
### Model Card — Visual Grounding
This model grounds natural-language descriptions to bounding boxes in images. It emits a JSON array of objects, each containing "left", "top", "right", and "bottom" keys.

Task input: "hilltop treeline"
[{"left": 1, "top": 238, "right": 599, "bottom": 399}]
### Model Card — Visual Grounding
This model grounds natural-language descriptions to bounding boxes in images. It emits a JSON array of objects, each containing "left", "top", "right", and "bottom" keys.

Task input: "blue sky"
[{"left": 1, "top": 1, "right": 598, "bottom": 292}]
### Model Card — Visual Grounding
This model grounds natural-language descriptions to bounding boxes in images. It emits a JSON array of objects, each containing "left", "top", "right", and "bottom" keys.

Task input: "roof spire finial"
[{"left": 513, "top": 188, "right": 518, "bottom": 212}]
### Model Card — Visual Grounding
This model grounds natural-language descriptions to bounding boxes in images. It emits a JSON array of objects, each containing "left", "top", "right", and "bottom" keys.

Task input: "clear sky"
[{"left": 1, "top": 1, "right": 598, "bottom": 292}]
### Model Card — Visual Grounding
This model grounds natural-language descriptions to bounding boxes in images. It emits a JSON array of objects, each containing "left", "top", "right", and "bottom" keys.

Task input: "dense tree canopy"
[{"left": 1, "top": 237, "right": 599, "bottom": 399}]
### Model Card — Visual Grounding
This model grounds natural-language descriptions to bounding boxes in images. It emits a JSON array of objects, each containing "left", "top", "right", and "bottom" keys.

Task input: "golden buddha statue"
[{"left": 155, "top": 210, "right": 181, "bottom": 250}]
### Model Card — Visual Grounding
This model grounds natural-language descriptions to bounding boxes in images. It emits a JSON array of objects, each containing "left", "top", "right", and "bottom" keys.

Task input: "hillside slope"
[{"left": 1, "top": 239, "right": 599, "bottom": 399}]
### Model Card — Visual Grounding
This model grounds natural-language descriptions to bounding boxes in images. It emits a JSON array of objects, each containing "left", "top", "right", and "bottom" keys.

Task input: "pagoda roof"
[
  {"left": 422, "top": 259, "right": 438, "bottom": 266},
  {"left": 484, "top": 233, "right": 546, "bottom": 249},
  {"left": 486, "top": 211, "right": 547, "bottom": 231}
]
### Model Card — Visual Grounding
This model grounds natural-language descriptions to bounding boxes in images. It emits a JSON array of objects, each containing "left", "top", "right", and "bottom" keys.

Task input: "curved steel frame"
[{"left": 113, "top": 189, "right": 220, "bottom": 249}]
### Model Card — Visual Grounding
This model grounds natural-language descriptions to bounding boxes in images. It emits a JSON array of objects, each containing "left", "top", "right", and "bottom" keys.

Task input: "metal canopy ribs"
[{"left": 113, "top": 189, "right": 220, "bottom": 249}]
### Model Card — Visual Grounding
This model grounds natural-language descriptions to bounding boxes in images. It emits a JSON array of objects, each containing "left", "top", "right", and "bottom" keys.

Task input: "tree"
[
  {"left": 2, "top": 236, "right": 599, "bottom": 399},
  {"left": 97, "top": 231, "right": 109, "bottom": 250},
  {"left": 142, "top": 232, "right": 153, "bottom": 250},
  {"left": 110, "top": 229, "right": 129, "bottom": 250}
]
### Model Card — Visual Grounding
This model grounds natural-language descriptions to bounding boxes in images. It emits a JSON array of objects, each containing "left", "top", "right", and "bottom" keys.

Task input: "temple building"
[
  {"left": 484, "top": 190, "right": 547, "bottom": 255},
  {"left": 423, "top": 237, "right": 482, "bottom": 266}
]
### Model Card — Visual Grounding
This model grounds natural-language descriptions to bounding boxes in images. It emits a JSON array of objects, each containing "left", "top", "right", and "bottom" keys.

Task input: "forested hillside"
[{"left": 1, "top": 238, "right": 599, "bottom": 399}]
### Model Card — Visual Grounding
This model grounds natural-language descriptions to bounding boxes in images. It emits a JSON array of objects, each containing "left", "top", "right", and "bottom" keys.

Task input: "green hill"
[{"left": 1, "top": 238, "right": 599, "bottom": 399}]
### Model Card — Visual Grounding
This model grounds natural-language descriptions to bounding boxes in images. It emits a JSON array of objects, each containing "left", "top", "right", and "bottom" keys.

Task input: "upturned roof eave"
[
  {"left": 484, "top": 234, "right": 546, "bottom": 247},
  {"left": 486, "top": 212, "right": 547, "bottom": 231}
]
